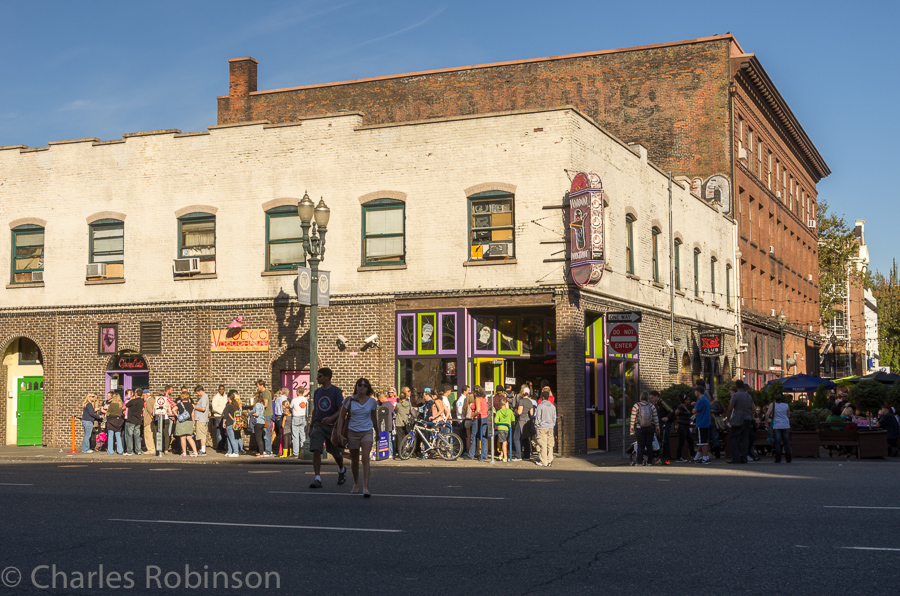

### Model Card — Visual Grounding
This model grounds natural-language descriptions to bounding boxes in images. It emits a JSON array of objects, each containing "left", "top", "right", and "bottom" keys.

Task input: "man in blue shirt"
[
  {"left": 692, "top": 385, "right": 711, "bottom": 465},
  {"left": 308, "top": 368, "right": 347, "bottom": 489}
]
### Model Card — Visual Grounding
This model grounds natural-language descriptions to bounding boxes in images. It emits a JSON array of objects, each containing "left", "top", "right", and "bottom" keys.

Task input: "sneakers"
[
  {"left": 337, "top": 469, "right": 347, "bottom": 485},
  {"left": 123, "top": 453, "right": 132, "bottom": 457},
  {"left": 664, "top": 460, "right": 671, "bottom": 465},
  {"left": 309, "top": 479, "right": 322, "bottom": 489},
  {"left": 700, "top": 459, "right": 711, "bottom": 465},
  {"left": 83, "top": 450, "right": 93, "bottom": 454},
  {"left": 676, "top": 458, "right": 688, "bottom": 463},
  {"left": 199, "top": 450, "right": 207, "bottom": 456}
]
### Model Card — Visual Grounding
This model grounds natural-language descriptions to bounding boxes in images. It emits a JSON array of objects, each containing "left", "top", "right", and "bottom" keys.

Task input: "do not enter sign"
[{"left": 608, "top": 323, "right": 639, "bottom": 355}]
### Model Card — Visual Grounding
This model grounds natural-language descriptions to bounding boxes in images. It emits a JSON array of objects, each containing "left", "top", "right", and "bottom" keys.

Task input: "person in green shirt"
[{"left": 494, "top": 398, "right": 516, "bottom": 462}]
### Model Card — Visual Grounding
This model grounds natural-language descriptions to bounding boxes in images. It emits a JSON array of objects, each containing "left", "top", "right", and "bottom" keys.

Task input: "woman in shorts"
[
  {"left": 334, "top": 377, "right": 378, "bottom": 497},
  {"left": 174, "top": 392, "right": 199, "bottom": 457}
]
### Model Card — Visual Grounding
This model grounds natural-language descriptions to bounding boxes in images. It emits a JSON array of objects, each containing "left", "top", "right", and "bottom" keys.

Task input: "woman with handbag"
[
  {"left": 174, "top": 392, "right": 199, "bottom": 457},
  {"left": 222, "top": 391, "right": 240, "bottom": 457},
  {"left": 333, "top": 378, "right": 378, "bottom": 497},
  {"left": 252, "top": 393, "right": 268, "bottom": 458}
]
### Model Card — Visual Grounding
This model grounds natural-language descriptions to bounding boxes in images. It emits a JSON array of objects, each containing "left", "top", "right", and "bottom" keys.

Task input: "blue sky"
[{"left": 1, "top": 0, "right": 895, "bottom": 275}]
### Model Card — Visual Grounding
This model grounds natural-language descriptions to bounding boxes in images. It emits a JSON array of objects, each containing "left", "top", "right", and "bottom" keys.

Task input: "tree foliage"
[
  {"left": 848, "top": 379, "right": 889, "bottom": 416},
  {"left": 872, "top": 260, "right": 900, "bottom": 370},
  {"left": 817, "top": 200, "right": 871, "bottom": 326}
]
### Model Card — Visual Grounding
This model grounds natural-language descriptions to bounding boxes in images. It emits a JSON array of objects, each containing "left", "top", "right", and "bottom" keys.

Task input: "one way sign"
[{"left": 607, "top": 311, "right": 642, "bottom": 323}]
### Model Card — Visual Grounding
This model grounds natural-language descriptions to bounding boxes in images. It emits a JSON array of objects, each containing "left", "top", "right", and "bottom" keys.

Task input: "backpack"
[
  {"left": 638, "top": 402, "right": 653, "bottom": 428},
  {"left": 232, "top": 411, "right": 245, "bottom": 432}
]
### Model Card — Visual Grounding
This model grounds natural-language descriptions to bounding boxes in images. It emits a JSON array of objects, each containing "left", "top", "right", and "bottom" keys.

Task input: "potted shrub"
[{"left": 789, "top": 409, "right": 820, "bottom": 457}]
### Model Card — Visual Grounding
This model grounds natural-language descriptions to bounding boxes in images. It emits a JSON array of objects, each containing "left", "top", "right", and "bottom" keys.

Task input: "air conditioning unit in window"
[
  {"left": 86, "top": 263, "right": 107, "bottom": 279},
  {"left": 776, "top": 191, "right": 782, "bottom": 198},
  {"left": 30, "top": 271, "right": 43, "bottom": 282},
  {"left": 173, "top": 258, "right": 201, "bottom": 275},
  {"left": 807, "top": 219, "right": 816, "bottom": 228},
  {"left": 769, "top": 246, "right": 775, "bottom": 254},
  {"left": 484, "top": 243, "right": 510, "bottom": 258},
  {"left": 808, "top": 274, "right": 813, "bottom": 281},
  {"left": 738, "top": 147, "right": 747, "bottom": 162}
]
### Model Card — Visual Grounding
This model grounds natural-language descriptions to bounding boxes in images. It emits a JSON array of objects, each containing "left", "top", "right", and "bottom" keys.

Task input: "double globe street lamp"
[{"left": 298, "top": 192, "right": 330, "bottom": 399}]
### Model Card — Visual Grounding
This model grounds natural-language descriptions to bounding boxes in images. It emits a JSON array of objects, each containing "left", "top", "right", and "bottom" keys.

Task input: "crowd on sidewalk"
[
  {"left": 77, "top": 372, "right": 561, "bottom": 470},
  {"left": 628, "top": 380, "right": 794, "bottom": 466}
]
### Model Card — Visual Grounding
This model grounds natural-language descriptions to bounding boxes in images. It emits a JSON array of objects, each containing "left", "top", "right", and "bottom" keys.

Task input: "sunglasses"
[{"left": 357, "top": 382, "right": 370, "bottom": 388}]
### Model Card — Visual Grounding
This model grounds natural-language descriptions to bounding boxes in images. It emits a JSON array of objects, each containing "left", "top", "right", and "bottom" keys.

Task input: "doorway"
[
  {"left": 608, "top": 358, "right": 639, "bottom": 455},
  {"left": 106, "top": 372, "right": 150, "bottom": 397},
  {"left": 281, "top": 370, "right": 310, "bottom": 401},
  {"left": 584, "top": 360, "right": 607, "bottom": 450},
  {"left": 473, "top": 358, "right": 505, "bottom": 394},
  {"left": 16, "top": 376, "right": 43, "bottom": 445}
]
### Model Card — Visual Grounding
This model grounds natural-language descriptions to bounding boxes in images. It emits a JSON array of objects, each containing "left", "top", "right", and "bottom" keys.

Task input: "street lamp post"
[
  {"left": 777, "top": 310, "right": 787, "bottom": 379},
  {"left": 298, "top": 192, "right": 330, "bottom": 400}
]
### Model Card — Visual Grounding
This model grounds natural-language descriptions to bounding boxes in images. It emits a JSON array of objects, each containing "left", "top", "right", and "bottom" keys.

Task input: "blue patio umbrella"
[{"left": 766, "top": 374, "right": 836, "bottom": 392}]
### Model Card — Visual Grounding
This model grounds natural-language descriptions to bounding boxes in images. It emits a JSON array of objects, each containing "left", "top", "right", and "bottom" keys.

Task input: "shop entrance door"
[
  {"left": 585, "top": 360, "right": 608, "bottom": 450},
  {"left": 281, "top": 371, "right": 310, "bottom": 401},
  {"left": 608, "top": 358, "right": 639, "bottom": 456},
  {"left": 106, "top": 372, "right": 149, "bottom": 397},
  {"left": 16, "top": 376, "right": 43, "bottom": 446},
  {"left": 473, "top": 358, "right": 505, "bottom": 394}
]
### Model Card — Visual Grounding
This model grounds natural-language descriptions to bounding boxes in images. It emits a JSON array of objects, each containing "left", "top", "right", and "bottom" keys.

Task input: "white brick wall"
[{"left": 0, "top": 108, "right": 735, "bottom": 333}]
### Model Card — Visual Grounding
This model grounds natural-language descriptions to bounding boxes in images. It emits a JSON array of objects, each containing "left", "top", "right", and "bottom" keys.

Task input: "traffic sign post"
[
  {"left": 606, "top": 311, "right": 642, "bottom": 324},
  {"left": 608, "top": 323, "right": 639, "bottom": 355}
]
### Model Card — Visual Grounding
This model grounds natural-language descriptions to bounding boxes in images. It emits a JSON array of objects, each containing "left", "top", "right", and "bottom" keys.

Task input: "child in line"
[{"left": 494, "top": 398, "right": 516, "bottom": 462}]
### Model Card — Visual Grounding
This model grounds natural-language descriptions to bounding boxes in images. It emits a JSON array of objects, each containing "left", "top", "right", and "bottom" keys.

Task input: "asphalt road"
[{"left": 0, "top": 457, "right": 897, "bottom": 595}]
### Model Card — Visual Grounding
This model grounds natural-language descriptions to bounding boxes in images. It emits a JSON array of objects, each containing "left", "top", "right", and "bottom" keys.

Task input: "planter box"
[
  {"left": 791, "top": 431, "right": 820, "bottom": 458},
  {"left": 857, "top": 430, "right": 889, "bottom": 459}
]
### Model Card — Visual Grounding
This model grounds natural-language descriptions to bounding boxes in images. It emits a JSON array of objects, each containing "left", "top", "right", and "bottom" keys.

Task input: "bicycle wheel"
[
  {"left": 398, "top": 431, "right": 416, "bottom": 460},
  {"left": 437, "top": 432, "right": 464, "bottom": 461}
]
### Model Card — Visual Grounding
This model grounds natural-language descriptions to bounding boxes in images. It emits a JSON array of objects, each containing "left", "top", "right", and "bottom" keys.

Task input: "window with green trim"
[
  {"left": 625, "top": 215, "right": 635, "bottom": 275},
  {"left": 726, "top": 264, "right": 732, "bottom": 307},
  {"left": 362, "top": 199, "right": 405, "bottom": 266},
  {"left": 674, "top": 239, "right": 682, "bottom": 290},
  {"left": 651, "top": 227, "right": 660, "bottom": 283},
  {"left": 468, "top": 191, "right": 514, "bottom": 261},
  {"left": 89, "top": 219, "right": 124, "bottom": 278},
  {"left": 266, "top": 206, "right": 304, "bottom": 270},
  {"left": 693, "top": 248, "right": 701, "bottom": 298},
  {"left": 11, "top": 224, "right": 44, "bottom": 283},
  {"left": 178, "top": 212, "right": 216, "bottom": 274}
]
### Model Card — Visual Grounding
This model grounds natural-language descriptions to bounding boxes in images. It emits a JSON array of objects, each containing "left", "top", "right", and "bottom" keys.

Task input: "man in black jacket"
[{"left": 651, "top": 390, "right": 674, "bottom": 464}]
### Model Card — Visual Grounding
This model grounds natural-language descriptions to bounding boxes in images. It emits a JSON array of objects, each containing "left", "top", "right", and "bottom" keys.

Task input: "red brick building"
[{"left": 219, "top": 34, "right": 829, "bottom": 386}]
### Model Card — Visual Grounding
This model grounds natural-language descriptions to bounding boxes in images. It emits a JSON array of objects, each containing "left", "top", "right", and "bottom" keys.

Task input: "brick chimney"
[{"left": 229, "top": 57, "right": 258, "bottom": 97}]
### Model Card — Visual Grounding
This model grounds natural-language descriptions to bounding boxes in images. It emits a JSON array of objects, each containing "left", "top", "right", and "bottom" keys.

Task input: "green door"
[{"left": 17, "top": 376, "right": 43, "bottom": 446}]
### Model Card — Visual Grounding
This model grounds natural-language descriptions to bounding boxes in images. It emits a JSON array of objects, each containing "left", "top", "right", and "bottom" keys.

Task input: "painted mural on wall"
[{"left": 567, "top": 172, "right": 605, "bottom": 287}]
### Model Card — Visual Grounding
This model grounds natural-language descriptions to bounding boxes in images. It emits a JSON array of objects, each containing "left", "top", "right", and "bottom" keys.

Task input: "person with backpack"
[{"left": 629, "top": 391, "right": 660, "bottom": 466}]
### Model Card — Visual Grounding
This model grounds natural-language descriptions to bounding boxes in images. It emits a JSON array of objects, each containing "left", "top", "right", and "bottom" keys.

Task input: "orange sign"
[{"left": 210, "top": 328, "right": 270, "bottom": 352}]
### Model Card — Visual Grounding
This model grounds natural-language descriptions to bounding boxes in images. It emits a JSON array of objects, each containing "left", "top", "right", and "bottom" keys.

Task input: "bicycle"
[{"left": 398, "top": 420, "right": 463, "bottom": 461}]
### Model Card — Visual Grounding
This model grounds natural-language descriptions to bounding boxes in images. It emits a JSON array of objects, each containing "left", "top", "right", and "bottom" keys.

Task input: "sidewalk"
[{"left": 0, "top": 444, "right": 629, "bottom": 470}]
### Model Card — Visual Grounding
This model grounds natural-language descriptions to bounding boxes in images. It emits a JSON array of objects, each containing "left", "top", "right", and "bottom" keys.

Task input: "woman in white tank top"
[{"left": 766, "top": 395, "right": 792, "bottom": 463}]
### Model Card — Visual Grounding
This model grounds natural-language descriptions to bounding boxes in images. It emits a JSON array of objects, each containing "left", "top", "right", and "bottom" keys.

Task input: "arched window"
[
  {"left": 12, "top": 224, "right": 44, "bottom": 283},
  {"left": 625, "top": 215, "right": 635, "bottom": 275},
  {"left": 651, "top": 227, "right": 661, "bottom": 283},
  {"left": 266, "top": 206, "right": 304, "bottom": 271},
  {"left": 362, "top": 199, "right": 405, "bottom": 266},
  {"left": 693, "top": 248, "right": 701, "bottom": 297},
  {"left": 726, "top": 264, "right": 732, "bottom": 307},
  {"left": 468, "top": 191, "right": 514, "bottom": 261},
  {"left": 674, "top": 239, "right": 682, "bottom": 291},
  {"left": 89, "top": 218, "right": 124, "bottom": 279}
]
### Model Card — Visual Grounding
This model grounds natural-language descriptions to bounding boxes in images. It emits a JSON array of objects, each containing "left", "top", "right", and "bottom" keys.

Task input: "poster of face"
[
  {"left": 476, "top": 318, "right": 494, "bottom": 351},
  {"left": 420, "top": 315, "right": 436, "bottom": 351},
  {"left": 99, "top": 324, "right": 117, "bottom": 354}
]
